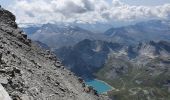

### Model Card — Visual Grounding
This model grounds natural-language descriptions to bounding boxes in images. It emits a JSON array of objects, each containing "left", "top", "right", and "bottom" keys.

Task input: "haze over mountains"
[
  {"left": 23, "top": 23, "right": 110, "bottom": 49},
  {"left": 24, "top": 19, "right": 170, "bottom": 49},
  {"left": 105, "top": 20, "right": 170, "bottom": 45}
]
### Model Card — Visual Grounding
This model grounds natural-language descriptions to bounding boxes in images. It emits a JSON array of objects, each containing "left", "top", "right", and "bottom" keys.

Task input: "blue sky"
[
  {"left": 112, "top": 0, "right": 170, "bottom": 6},
  {"left": 121, "top": 0, "right": 170, "bottom": 6},
  {"left": 1, "top": 0, "right": 170, "bottom": 25},
  {"left": 1, "top": 0, "right": 13, "bottom": 8}
]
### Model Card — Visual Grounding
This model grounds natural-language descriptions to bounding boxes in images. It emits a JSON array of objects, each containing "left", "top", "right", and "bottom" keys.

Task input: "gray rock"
[{"left": 0, "top": 77, "right": 8, "bottom": 85}]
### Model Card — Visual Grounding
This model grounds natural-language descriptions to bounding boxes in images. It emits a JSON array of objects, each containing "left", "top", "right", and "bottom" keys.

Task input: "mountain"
[
  {"left": 96, "top": 41, "right": 170, "bottom": 100},
  {"left": 131, "top": 41, "right": 170, "bottom": 58},
  {"left": 55, "top": 39, "right": 123, "bottom": 78},
  {"left": 74, "top": 22, "right": 113, "bottom": 33},
  {"left": 104, "top": 20, "right": 170, "bottom": 45},
  {"left": 0, "top": 7, "right": 109, "bottom": 100},
  {"left": 55, "top": 38, "right": 170, "bottom": 99},
  {"left": 23, "top": 23, "right": 108, "bottom": 49},
  {"left": 23, "top": 19, "right": 170, "bottom": 49},
  {"left": 33, "top": 41, "right": 50, "bottom": 50},
  {"left": 23, "top": 26, "right": 40, "bottom": 35}
]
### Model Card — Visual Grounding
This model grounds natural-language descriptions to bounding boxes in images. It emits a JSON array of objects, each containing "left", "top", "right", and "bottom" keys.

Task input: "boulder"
[{"left": 0, "top": 77, "right": 8, "bottom": 85}]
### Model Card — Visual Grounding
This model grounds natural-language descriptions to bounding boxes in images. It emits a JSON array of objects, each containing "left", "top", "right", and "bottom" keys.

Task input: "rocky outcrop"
[
  {"left": 0, "top": 7, "right": 109, "bottom": 100},
  {"left": 0, "top": 8, "right": 17, "bottom": 28}
]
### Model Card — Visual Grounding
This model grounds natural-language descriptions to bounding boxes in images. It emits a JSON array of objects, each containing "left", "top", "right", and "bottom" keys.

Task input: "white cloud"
[{"left": 8, "top": 0, "right": 170, "bottom": 24}]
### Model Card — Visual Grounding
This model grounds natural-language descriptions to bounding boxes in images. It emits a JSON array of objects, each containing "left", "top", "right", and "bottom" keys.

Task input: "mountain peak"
[{"left": 0, "top": 8, "right": 17, "bottom": 28}]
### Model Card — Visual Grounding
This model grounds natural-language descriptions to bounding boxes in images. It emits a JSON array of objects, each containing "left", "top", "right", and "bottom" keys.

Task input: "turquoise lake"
[{"left": 85, "top": 79, "right": 113, "bottom": 94}]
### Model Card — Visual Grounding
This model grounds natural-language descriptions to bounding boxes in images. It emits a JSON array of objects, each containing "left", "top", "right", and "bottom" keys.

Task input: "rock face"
[
  {"left": 0, "top": 8, "right": 109, "bottom": 100},
  {"left": 0, "top": 8, "right": 17, "bottom": 28}
]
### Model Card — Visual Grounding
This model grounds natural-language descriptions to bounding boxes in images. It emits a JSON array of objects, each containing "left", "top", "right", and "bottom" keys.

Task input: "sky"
[
  {"left": 1, "top": 0, "right": 170, "bottom": 25},
  {"left": 120, "top": 0, "right": 170, "bottom": 6}
]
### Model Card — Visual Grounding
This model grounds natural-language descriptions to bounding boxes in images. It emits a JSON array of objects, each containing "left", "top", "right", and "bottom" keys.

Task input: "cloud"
[
  {"left": 103, "top": 0, "right": 170, "bottom": 21},
  {"left": 8, "top": 0, "right": 170, "bottom": 24},
  {"left": 51, "top": 0, "right": 94, "bottom": 15}
]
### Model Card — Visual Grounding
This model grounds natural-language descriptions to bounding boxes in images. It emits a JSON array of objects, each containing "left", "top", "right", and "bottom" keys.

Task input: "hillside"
[{"left": 0, "top": 7, "right": 109, "bottom": 100}]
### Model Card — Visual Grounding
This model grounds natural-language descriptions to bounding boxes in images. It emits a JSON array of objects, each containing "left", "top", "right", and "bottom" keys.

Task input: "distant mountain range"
[
  {"left": 23, "top": 23, "right": 108, "bottom": 49},
  {"left": 23, "top": 19, "right": 170, "bottom": 49},
  {"left": 104, "top": 20, "right": 170, "bottom": 45}
]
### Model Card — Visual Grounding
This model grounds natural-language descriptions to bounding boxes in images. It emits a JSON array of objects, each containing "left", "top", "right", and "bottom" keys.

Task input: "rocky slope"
[{"left": 0, "top": 8, "right": 109, "bottom": 100}]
